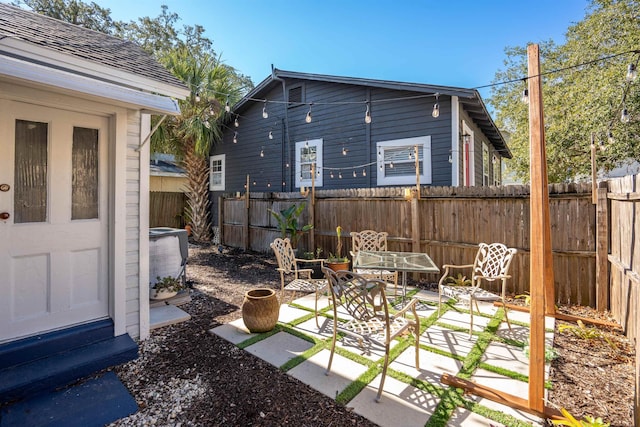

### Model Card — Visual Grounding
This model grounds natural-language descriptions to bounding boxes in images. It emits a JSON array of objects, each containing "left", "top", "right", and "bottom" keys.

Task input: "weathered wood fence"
[
  {"left": 219, "top": 183, "right": 598, "bottom": 307},
  {"left": 150, "top": 192, "right": 187, "bottom": 228}
]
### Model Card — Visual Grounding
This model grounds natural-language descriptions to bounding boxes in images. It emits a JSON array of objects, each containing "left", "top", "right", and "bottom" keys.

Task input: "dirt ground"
[{"left": 112, "top": 244, "right": 635, "bottom": 427}]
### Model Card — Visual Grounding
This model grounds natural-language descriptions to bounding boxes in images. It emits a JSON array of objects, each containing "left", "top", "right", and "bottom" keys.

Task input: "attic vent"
[{"left": 288, "top": 85, "right": 303, "bottom": 107}]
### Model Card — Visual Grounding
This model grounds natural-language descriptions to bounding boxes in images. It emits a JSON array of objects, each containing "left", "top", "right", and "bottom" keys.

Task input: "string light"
[
  {"left": 260, "top": 148, "right": 264, "bottom": 157},
  {"left": 390, "top": 162, "right": 394, "bottom": 169},
  {"left": 234, "top": 115, "right": 239, "bottom": 127},
  {"left": 626, "top": 63, "right": 637, "bottom": 82},
  {"left": 233, "top": 131, "right": 238, "bottom": 143},
  {"left": 353, "top": 170, "right": 357, "bottom": 178},
  {"left": 521, "top": 88, "right": 529, "bottom": 104},
  {"left": 364, "top": 102, "right": 372, "bottom": 124},
  {"left": 262, "top": 100, "right": 269, "bottom": 119},
  {"left": 330, "top": 171, "right": 334, "bottom": 178},
  {"left": 431, "top": 93, "right": 440, "bottom": 118},
  {"left": 305, "top": 139, "right": 309, "bottom": 148},
  {"left": 362, "top": 169, "right": 366, "bottom": 177},
  {"left": 195, "top": 92, "right": 201, "bottom": 102},
  {"left": 268, "top": 130, "right": 273, "bottom": 140},
  {"left": 607, "top": 130, "right": 615, "bottom": 144},
  {"left": 305, "top": 103, "right": 313, "bottom": 123},
  {"left": 225, "top": 97, "right": 231, "bottom": 112},
  {"left": 342, "top": 147, "right": 348, "bottom": 156},
  {"left": 203, "top": 120, "right": 210, "bottom": 129},
  {"left": 621, "top": 108, "right": 630, "bottom": 123},
  {"left": 267, "top": 182, "right": 271, "bottom": 188},
  {"left": 338, "top": 171, "right": 343, "bottom": 179}
]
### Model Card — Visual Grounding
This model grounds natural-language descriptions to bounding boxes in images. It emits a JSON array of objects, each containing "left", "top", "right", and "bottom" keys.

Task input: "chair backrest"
[
  {"left": 473, "top": 243, "right": 517, "bottom": 282},
  {"left": 322, "top": 267, "right": 388, "bottom": 322},
  {"left": 350, "top": 230, "right": 389, "bottom": 253},
  {"left": 270, "top": 237, "right": 296, "bottom": 274}
]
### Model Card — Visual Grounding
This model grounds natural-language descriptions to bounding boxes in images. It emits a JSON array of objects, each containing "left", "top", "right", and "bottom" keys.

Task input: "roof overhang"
[{"left": 0, "top": 38, "right": 187, "bottom": 115}]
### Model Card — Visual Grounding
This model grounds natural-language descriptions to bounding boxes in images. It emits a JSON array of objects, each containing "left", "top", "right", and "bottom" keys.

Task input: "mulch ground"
[{"left": 111, "top": 244, "right": 635, "bottom": 427}]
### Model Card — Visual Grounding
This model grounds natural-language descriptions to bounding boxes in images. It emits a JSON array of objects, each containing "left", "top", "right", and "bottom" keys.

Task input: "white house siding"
[{"left": 125, "top": 110, "right": 142, "bottom": 338}]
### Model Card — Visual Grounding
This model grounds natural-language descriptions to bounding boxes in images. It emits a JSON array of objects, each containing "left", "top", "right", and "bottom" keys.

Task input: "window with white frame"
[
  {"left": 482, "top": 142, "right": 489, "bottom": 186},
  {"left": 209, "top": 154, "right": 225, "bottom": 191},
  {"left": 376, "top": 136, "right": 431, "bottom": 186},
  {"left": 493, "top": 155, "right": 501, "bottom": 185},
  {"left": 295, "top": 139, "right": 323, "bottom": 188}
]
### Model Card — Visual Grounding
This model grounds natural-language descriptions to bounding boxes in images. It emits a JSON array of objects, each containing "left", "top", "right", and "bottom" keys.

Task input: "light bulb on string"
[
  {"left": 268, "top": 130, "right": 273, "bottom": 140},
  {"left": 225, "top": 97, "right": 231, "bottom": 112},
  {"left": 286, "top": 162, "right": 290, "bottom": 168},
  {"left": 607, "top": 130, "right": 614, "bottom": 144},
  {"left": 233, "top": 132, "right": 238, "bottom": 143},
  {"left": 260, "top": 148, "right": 264, "bottom": 158},
  {"left": 330, "top": 170, "right": 334, "bottom": 179},
  {"left": 195, "top": 92, "right": 201, "bottom": 102},
  {"left": 431, "top": 93, "right": 440, "bottom": 118},
  {"left": 338, "top": 171, "right": 343, "bottom": 179},
  {"left": 390, "top": 162, "right": 394, "bottom": 169},
  {"left": 253, "top": 180, "right": 256, "bottom": 186},
  {"left": 262, "top": 100, "right": 269, "bottom": 119},
  {"left": 267, "top": 182, "right": 271, "bottom": 188},
  {"left": 342, "top": 147, "right": 347, "bottom": 156},
  {"left": 362, "top": 169, "right": 366, "bottom": 177},
  {"left": 364, "top": 102, "right": 372, "bottom": 124},
  {"left": 521, "top": 88, "right": 529, "bottom": 104},
  {"left": 626, "top": 63, "right": 637, "bottom": 82},
  {"left": 305, "top": 139, "right": 309, "bottom": 148},
  {"left": 209, "top": 106, "right": 215, "bottom": 116},
  {"left": 234, "top": 115, "right": 239, "bottom": 127},
  {"left": 353, "top": 170, "right": 356, "bottom": 178},
  {"left": 203, "top": 120, "right": 210, "bottom": 129},
  {"left": 305, "top": 103, "right": 313, "bottom": 123},
  {"left": 621, "top": 108, "right": 630, "bottom": 123}
]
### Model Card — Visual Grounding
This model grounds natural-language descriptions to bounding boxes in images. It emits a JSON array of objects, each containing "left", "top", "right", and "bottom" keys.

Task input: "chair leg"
[
  {"left": 376, "top": 345, "right": 391, "bottom": 402},
  {"left": 413, "top": 325, "right": 420, "bottom": 370},
  {"left": 469, "top": 298, "right": 474, "bottom": 339},
  {"left": 438, "top": 287, "right": 442, "bottom": 317},
  {"left": 314, "top": 288, "right": 320, "bottom": 328},
  {"left": 325, "top": 326, "right": 337, "bottom": 376},
  {"left": 502, "top": 300, "right": 512, "bottom": 332}
]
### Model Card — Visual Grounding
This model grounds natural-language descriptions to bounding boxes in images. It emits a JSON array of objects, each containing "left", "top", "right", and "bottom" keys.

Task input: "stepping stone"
[{"left": 244, "top": 331, "right": 313, "bottom": 368}]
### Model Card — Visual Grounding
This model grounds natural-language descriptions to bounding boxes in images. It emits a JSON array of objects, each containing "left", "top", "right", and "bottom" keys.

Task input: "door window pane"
[
  {"left": 15, "top": 120, "right": 48, "bottom": 223},
  {"left": 72, "top": 127, "right": 99, "bottom": 220}
]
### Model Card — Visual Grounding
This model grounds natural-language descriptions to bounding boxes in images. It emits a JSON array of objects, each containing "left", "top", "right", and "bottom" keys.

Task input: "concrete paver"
[{"left": 211, "top": 291, "right": 554, "bottom": 427}]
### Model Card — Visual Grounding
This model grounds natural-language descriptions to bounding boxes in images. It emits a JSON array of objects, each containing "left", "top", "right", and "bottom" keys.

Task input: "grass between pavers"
[{"left": 234, "top": 296, "right": 546, "bottom": 427}]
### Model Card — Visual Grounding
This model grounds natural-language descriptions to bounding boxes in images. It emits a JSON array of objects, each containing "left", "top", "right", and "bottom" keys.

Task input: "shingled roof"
[{"left": 0, "top": 2, "right": 186, "bottom": 90}]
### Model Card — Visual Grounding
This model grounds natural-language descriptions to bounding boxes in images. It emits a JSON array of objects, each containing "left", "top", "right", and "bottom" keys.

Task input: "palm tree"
[{"left": 153, "top": 46, "right": 242, "bottom": 242}]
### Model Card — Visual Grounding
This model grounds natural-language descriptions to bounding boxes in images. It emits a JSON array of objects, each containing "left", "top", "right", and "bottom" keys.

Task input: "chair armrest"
[
  {"left": 393, "top": 297, "right": 419, "bottom": 318},
  {"left": 438, "top": 264, "right": 474, "bottom": 287},
  {"left": 441, "top": 264, "right": 474, "bottom": 269},
  {"left": 296, "top": 258, "right": 325, "bottom": 265}
]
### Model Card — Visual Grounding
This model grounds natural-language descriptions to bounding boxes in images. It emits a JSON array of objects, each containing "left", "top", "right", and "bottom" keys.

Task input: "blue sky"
[{"left": 100, "top": 0, "right": 588, "bottom": 100}]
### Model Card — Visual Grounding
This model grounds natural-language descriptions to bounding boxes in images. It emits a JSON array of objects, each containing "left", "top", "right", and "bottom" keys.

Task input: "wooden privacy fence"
[
  {"left": 219, "top": 183, "right": 598, "bottom": 307},
  {"left": 150, "top": 191, "right": 187, "bottom": 229}
]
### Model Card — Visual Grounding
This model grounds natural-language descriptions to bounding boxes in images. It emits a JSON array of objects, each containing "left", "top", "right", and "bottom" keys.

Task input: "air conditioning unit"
[{"left": 149, "top": 227, "right": 188, "bottom": 287}]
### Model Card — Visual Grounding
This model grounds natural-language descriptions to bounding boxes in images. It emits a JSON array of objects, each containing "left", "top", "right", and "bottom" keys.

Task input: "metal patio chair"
[
  {"left": 322, "top": 267, "right": 420, "bottom": 402},
  {"left": 438, "top": 242, "right": 517, "bottom": 338},
  {"left": 270, "top": 237, "right": 327, "bottom": 327},
  {"left": 350, "top": 230, "right": 399, "bottom": 296}
]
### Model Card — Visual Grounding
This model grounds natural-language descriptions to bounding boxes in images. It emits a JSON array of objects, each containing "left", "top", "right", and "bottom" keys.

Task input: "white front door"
[{"left": 0, "top": 100, "right": 109, "bottom": 343}]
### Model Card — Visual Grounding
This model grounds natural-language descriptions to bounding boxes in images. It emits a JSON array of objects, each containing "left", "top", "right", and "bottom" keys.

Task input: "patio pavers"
[{"left": 210, "top": 292, "right": 547, "bottom": 427}]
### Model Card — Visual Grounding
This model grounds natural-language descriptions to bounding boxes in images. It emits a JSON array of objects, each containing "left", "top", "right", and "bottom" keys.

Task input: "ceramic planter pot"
[
  {"left": 242, "top": 288, "right": 280, "bottom": 333},
  {"left": 327, "top": 260, "right": 350, "bottom": 272},
  {"left": 150, "top": 288, "right": 178, "bottom": 300}
]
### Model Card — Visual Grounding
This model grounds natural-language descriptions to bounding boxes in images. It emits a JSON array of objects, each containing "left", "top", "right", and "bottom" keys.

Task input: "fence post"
[
  {"left": 244, "top": 175, "right": 250, "bottom": 250},
  {"left": 218, "top": 195, "right": 224, "bottom": 246},
  {"left": 596, "top": 186, "right": 609, "bottom": 311},
  {"left": 411, "top": 196, "right": 420, "bottom": 252}
]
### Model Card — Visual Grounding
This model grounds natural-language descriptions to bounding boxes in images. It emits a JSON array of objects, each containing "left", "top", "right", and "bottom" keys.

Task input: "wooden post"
[
  {"left": 591, "top": 133, "right": 597, "bottom": 205},
  {"left": 244, "top": 174, "right": 250, "bottom": 250},
  {"left": 411, "top": 197, "right": 420, "bottom": 253},
  {"left": 596, "top": 186, "right": 609, "bottom": 311},
  {"left": 414, "top": 144, "right": 421, "bottom": 200},
  {"left": 218, "top": 195, "right": 224, "bottom": 246},
  {"left": 309, "top": 163, "right": 316, "bottom": 252},
  {"left": 527, "top": 43, "right": 553, "bottom": 413}
]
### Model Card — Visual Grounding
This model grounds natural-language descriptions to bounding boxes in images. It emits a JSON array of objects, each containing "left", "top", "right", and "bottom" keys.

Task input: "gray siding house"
[{"left": 210, "top": 69, "right": 510, "bottom": 224}]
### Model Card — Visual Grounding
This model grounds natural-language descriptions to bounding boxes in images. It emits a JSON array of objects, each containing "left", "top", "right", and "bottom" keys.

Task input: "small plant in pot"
[
  {"left": 327, "top": 226, "right": 350, "bottom": 272},
  {"left": 150, "top": 275, "right": 183, "bottom": 300},
  {"left": 299, "top": 247, "right": 324, "bottom": 279}
]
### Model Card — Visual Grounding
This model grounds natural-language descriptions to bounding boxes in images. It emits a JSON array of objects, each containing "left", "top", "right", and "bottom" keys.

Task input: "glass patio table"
[{"left": 353, "top": 250, "right": 440, "bottom": 303}]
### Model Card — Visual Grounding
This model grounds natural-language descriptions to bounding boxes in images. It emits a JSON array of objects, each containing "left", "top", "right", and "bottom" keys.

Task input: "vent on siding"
[{"left": 288, "top": 86, "right": 303, "bottom": 107}]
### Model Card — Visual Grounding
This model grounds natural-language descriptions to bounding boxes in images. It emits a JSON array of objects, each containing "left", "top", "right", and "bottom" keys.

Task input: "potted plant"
[
  {"left": 150, "top": 275, "right": 184, "bottom": 300},
  {"left": 327, "top": 226, "right": 350, "bottom": 272},
  {"left": 269, "top": 203, "right": 313, "bottom": 251},
  {"left": 299, "top": 247, "right": 324, "bottom": 279}
]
